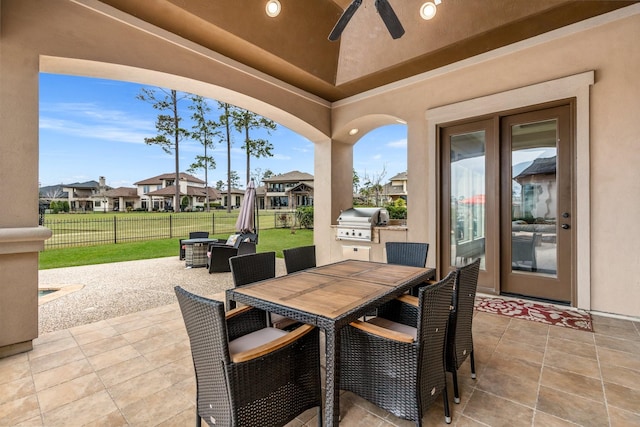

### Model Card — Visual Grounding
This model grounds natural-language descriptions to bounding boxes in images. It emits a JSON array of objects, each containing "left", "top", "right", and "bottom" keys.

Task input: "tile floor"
[{"left": 1, "top": 296, "right": 639, "bottom": 426}]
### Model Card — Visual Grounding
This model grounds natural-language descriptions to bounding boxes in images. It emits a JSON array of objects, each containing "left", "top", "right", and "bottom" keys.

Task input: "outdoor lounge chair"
[
  {"left": 179, "top": 231, "right": 209, "bottom": 260},
  {"left": 339, "top": 271, "right": 456, "bottom": 425},
  {"left": 446, "top": 258, "right": 481, "bottom": 404},
  {"left": 174, "top": 286, "right": 322, "bottom": 427},
  {"left": 207, "top": 232, "right": 258, "bottom": 273},
  {"left": 283, "top": 245, "right": 316, "bottom": 274}
]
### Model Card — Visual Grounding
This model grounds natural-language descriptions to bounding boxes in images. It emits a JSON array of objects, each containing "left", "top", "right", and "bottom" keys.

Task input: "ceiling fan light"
[
  {"left": 265, "top": 0, "right": 281, "bottom": 18},
  {"left": 420, "top": 2, "right": 437, "bottom": 20}
]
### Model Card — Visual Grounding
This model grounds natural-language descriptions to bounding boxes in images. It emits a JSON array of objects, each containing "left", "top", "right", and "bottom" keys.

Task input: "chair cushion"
[
  {"left": 367, "top": 317, "right": 417, "bottom": 340},
  {"left": 226, "top": 234, "right": 240, "bottom": 246},
  {"left": 228, "top": 327, "right": 288, "bottom": 356}
]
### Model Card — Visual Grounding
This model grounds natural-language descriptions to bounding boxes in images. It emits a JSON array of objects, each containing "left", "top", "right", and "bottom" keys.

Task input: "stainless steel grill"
[{"left": 336, "top": 207, "right": 389, "bottom": 241}]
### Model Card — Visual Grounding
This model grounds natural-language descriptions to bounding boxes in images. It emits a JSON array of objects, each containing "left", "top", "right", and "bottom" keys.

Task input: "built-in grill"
[{"left": 336, "top": 207, "right": 389, "bottom": 241}]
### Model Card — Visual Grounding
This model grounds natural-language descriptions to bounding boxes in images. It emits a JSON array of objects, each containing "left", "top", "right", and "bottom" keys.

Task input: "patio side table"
[{"left": 183, "top": 238, "right": 218, "bottom": 268}]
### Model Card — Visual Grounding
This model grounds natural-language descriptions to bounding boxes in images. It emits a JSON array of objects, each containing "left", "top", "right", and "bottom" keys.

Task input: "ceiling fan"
[{"left": 329, "top": 0, "right": 405, "bottom": 41}]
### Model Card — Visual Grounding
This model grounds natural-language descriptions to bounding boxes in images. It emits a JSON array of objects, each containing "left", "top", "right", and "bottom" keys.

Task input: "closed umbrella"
[{"left": 235, "top": 180, "right": 257, "bottom": 234}]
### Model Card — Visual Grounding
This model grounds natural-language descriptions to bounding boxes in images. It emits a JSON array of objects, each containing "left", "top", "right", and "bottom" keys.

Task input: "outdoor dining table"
[{"left": 226, "top": 259, "right": 436, "bottom": 427}]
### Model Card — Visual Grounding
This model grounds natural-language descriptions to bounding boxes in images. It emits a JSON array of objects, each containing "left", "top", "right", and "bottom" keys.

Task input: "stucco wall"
[
  {"left": 1, "top": 0, "right": 639, "bottom": 359},
  {"left": 331, "top": 10, "right": 640, "bottom": 317}
]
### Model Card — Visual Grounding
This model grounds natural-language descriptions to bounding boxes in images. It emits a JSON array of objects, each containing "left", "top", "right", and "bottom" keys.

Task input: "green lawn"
[{"left": 39, "top": 228, "right": 313, "bottom": 270}]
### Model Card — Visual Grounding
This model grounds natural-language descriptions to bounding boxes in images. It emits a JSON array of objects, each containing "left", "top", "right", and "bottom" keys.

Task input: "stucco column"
[
  {"left": 0, "top": 20, "right": 51, "bottom": 357},
  {"left": 405, "top": 115, "right": 435, "bottom": 267},
  {"left": 314, "top": 138, "right": 353, "bottom": 265}
]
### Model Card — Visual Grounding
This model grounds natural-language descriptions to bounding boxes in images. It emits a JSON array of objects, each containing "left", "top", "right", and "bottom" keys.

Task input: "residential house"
[
  {"left": 262, "top": 171, "right": 314, "bottom": 209},
  {"left": 3, "top": 1, "right": 640, "bottom": 361},
  {"left": 384, "top": 171, "right": 407, "bottom": 204},
  {"left": 134, "top": 173, "right": 220, "bottom": 211},
  {"left": 95, "top": 187, "right": 139, "bottom": 212}
]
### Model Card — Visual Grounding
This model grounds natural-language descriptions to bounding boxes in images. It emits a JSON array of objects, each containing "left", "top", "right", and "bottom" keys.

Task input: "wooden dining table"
[{"left": 226, "top": 259, "right": 435, "bottom": 427}]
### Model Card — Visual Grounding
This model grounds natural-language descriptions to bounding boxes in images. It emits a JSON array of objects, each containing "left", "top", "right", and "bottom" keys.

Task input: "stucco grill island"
[{"left": 336, "top": 207, "right": 389, "bottom": 242}]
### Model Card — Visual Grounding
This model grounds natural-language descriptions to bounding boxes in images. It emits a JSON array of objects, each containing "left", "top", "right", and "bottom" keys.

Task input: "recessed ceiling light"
[
  {"left": 265, "top": 0, "right": 281, "bottom": 18},
  {"left": 349, "top": 128, "right": 359, "bottom": 136},
  {"left": 420, "top": 2, "right": 437, "bottom": 20}
]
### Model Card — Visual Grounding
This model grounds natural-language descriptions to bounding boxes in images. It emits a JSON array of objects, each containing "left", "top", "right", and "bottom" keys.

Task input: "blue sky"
[{"left": 39, "top": 74, "right": 407, "bottom": 189}]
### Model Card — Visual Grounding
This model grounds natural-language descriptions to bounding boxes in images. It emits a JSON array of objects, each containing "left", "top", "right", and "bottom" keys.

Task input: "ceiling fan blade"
[
  {"left": 375, "top": 0, "right": 405, "bottom": 39},
  {"left": 328, "top": 0, "right": 363, "bottom": 41}
]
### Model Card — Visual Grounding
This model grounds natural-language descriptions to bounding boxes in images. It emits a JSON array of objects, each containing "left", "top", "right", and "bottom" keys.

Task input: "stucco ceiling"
[{"left": 97, "top": 0, "right": 635, "bottom": 102}]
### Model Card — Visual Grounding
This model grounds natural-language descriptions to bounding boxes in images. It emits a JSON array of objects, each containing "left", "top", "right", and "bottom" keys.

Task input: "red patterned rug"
[{"left": 475, "top": 296, "right": 593, "bottom": 332}]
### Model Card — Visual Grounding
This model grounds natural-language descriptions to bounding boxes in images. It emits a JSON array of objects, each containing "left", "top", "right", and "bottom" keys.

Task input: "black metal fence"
[{"left": 42, "top": 211, "right": 297, "bottom": 249}]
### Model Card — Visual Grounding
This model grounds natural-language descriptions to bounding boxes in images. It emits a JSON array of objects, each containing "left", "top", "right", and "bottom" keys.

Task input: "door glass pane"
[
  {"left": 450, "top": 131, "right": 486, "bottom": 268},
  {"left": 511, "top": 119, "right": 557, "bottom": 276}
]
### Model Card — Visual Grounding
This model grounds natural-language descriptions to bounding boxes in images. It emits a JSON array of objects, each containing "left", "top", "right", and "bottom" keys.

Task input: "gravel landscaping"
[{"left": 38, "top": 256, "right": 287, "bottom": 333}]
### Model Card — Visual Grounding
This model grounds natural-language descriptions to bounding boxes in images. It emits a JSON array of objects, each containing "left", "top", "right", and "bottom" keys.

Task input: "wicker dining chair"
[
  {"left": 385, "top": 242, "right": 429, "bottom": 296},
  {"left": 174, "top": 286, "right": 322, "bottom": 427},
  {"left": 339, "top": 271, "right": 457, "bottom": 425},
  {"left": 283, "top": 245, "right": 316, "bottom": 274},
  {"left": 228, "top": 252, "right": 297, "bottom": 329},
  {"left": 447, "top": 258, "right": 481, "bottom": 404}
]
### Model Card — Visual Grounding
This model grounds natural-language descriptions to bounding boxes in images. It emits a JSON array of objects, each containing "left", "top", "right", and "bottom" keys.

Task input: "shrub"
[{"left": 296, "top": 206, "right": 314, "bottom": 229}]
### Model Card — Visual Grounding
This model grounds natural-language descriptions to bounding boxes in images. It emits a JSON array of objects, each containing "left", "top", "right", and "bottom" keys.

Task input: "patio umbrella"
[
  {"left": 460, "top": 194, "right": 485, "bottom": 205},
  {"left": 235, "top": 180, "right": 257, "bottom": 234}
]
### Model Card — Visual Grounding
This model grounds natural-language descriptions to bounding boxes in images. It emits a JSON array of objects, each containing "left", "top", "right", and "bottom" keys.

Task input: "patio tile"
[
  {"left": 494, "top": 337, "right": 546, "bottom": 364},
  {"left": 540, "top": 365, "right": 605, "bottom": 402},
  {"left": 598, "top": 346, "right": 640, "bottom": 371},
  {"left": 37, "top": 372, "right": 104, "bottom": 413},
  {"left": 0, "top": 376, "right": 35, "bottom": 405},
  {"left": 107, "top": 369, "right": 174, "bottom": 409},
  {"left": 0, "top": 355, "right": 31, "bottom": 385},
  {"left": 547, "top": 335, "right": 597, "bottom": 360},
  {"left": 0, "top": 394, "right": 41, "bottom": 426},
  {"left": 120, "top": 385, "right": 195, "bottom": 424},
  {"left": 608, "top": 405, "right": 640, "bottom": 426},
  {"left": 41, "top": 390, "right": 118, "bottom": 426},
  {"left": 604, "top": 381, "right": 640, "bottom": 415},
  {"left": 536, "top": 385, "right": 608, "bottom": 427},
  {"left": 86, "top": 344, "right": 141, "bottom": 371},
  {"left": 600, "top": 364, "right": 640, "bottom": 390},
  {"left": 96, "top": 355, "right": 155, "bottom": 388},
  {"left": 32, "top": 358, "right": 94, "bottom": 391},
  {"left": 463, "top": 389, "right": 534, "bottom": 426},
  {"left": 594, "top": 334, "right": 640, "bottom": 354},
  {"left": 543, "top": 346, "right": 601, "bottom": 379},
  {"left": 533, "top": 410, "right": 581, "bottom": 426},
  {"left": 476, "top": 366, "right": 540, "bottom": 407},
  {"left": 28, "top": 346, "right": 86, "bottom": 374}
]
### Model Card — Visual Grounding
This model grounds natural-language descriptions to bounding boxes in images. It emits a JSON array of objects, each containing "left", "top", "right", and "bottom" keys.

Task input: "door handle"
[{"left": 561, "top": 224, "right": 570, "bottom": 230}]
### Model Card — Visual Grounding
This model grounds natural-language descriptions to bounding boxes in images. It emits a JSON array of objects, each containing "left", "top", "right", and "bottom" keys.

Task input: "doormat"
[{"left": 474, "top": 296, "right": 593, "bottom": 332}]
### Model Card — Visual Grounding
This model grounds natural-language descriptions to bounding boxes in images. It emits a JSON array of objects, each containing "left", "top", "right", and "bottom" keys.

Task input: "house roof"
[
  {"left": 146, "top": 185, "right": 220, "bottom": 198},
  {"left": 515, "top": 156, "right": 557, "bottom": 179},
  {"left": 134, "top": 173, "right": 204, "bottom": 186},
  {"left": 101, "top": 187, "right": 138, "bottom": 198},
  {"left": 263, "top": 171, "right": 314, "bottom": 183},
  {"left": 389, "top": 172, "right": 407, "bottom": 181},
  {"left": 63, "top": 180, "right": 100, "bottom": 189},
  {"left": 96, "top": 0, "right": 635, "bottom": 103}
]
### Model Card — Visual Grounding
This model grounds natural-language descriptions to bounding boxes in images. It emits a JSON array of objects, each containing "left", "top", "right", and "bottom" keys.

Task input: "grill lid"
[{"left": 337, "top": 207, "right": 389, "bottom": 226}]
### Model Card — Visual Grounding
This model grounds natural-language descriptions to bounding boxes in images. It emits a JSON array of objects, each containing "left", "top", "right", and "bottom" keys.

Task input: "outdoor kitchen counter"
[{"left": 331, "top": 225, "right": 409, "bottom": 263}]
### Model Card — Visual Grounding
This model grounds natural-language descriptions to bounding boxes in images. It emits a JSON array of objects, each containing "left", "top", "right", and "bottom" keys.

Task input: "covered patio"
[{"left": 2, "top": 257, "right": 639, "bottom": 425}]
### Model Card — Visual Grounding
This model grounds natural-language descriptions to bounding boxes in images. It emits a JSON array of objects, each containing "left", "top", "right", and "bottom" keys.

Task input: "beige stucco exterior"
[{"left": 1, "top": 0, "right": 639, "bottom": 355}]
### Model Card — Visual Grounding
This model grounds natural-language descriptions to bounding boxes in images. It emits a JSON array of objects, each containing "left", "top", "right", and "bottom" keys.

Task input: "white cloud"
[{"left": 386, "top": 138, "right": 407, "bottom": 148}]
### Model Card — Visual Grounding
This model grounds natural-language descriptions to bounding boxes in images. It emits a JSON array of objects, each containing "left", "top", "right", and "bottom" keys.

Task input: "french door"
[{"left": 440, "top": 103, "right": 574, "bottom": 303}]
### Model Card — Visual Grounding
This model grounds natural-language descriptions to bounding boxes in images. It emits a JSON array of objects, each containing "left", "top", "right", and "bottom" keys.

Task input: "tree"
[
  {"left": 229, "top": 170, "right": 241, "bottom": 189},
  {"left": 360, "top": 165, "right": 388, "bottom": 206},
  {"left": 230, "top": 108, "right": 276, "bottom": 186},
  {"left": 353, "top": 169, "right": 361, "bottom": 195},
  {"left": 215, "top": 180, "right": 225, "bottom": 190},
  {"left": 137, "top": 88, "right": 190, "bottom": 212},
  {"left": 187, "top": 95, "right": 220, "bottom": 212},
  {"left": 217, "top": 102, "right": 234, "bottom": 213},
  {"left": 251, "top": 167, "right": 274, "bottom": 185}
]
